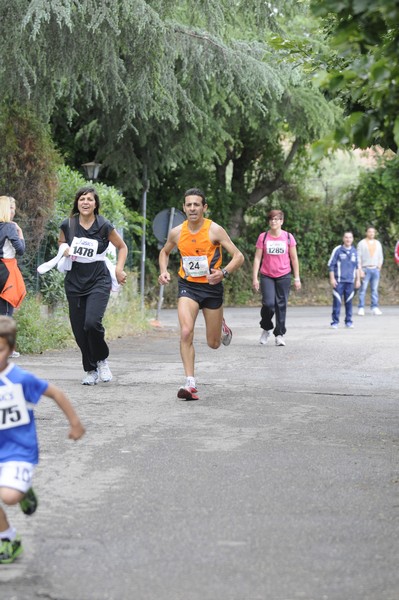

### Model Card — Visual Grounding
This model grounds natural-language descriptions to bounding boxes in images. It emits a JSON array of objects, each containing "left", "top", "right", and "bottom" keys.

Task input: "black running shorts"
[{"left": 177, "top": 276, "right": 223, "bottom": 309}]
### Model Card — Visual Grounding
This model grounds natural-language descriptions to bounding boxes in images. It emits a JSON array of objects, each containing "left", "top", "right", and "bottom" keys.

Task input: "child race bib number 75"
[{"left": 0, "top": 384, "right": 30, "bottom": 430}]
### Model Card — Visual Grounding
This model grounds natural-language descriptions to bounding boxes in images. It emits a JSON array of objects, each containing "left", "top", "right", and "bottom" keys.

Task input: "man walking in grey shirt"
[{"left": 357, "top": 226, "right": 384, "bottom": 315}]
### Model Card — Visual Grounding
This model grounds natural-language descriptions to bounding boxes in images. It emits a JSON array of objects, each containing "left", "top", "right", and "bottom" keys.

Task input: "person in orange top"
[
  {"left": 159, "top": 188, "right": 244, "bottom": 400},
  {"left": 0, "top": 196, "right": 26, "bottom": 319}
]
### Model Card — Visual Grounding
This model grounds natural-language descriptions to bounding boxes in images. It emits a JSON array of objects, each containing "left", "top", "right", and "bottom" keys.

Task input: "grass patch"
[
  {"left": 104, "top": 281, "right": 149, "bottom": 339},
  {"left": 14, "top": 281, "right": 149, "bottom": 354},
  {"left": 15, "top": 293, "right": 73, "bottom": 354}
]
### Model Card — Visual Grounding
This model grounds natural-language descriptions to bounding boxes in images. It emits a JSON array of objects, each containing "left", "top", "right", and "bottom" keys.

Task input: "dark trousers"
[
  {"left": 0, "top": 298, "right": 14, "bottom": 317},
  {"left": 67, "top": 291, "right": 110, "bottom": 372},
  {"left": 260, "top": 274, "right": 291, "bottom": 336},
  {"left": 331, "top": 282, "right": 355, "bottom": 325}
]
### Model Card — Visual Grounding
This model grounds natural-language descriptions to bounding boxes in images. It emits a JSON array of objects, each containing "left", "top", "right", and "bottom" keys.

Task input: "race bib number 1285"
[{"left": 266, "top": 240, "right": 286, "bottom": 255}]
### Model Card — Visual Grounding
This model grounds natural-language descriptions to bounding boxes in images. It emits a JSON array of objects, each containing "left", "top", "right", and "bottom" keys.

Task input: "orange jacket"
[{"left": 0, "top": 258, "right": 26, "bottom": 308}]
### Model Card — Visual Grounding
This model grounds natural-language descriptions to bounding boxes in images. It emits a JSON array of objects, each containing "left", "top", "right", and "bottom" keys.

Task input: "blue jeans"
[
  {"left": 358, "top": 268, "right": 380, "bottom": 309},
  {"left": 331, "top": 282, "right": 355, "bottom": 325}
]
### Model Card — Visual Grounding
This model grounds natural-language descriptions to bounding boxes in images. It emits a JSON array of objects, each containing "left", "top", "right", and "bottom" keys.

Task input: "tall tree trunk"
[
  {"left": 227, "top": 137, "right": 301, "bottom": 237},
  {"left": 228, "top": 205, "right": 244, "bottom": 238}
]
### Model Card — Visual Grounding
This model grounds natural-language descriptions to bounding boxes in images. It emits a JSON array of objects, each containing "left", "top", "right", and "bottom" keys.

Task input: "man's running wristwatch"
[{"left": 221, "top": 268, "right": 230, "bottom": 279}]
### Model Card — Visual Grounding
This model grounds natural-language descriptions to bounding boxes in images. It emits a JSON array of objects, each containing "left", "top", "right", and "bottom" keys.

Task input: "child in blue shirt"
[
  {"left": 328, "top": 232, "right": 361, "bottom": 328},
  {"left": 0, "top": 316, "right": 85, "bottom": 563}
]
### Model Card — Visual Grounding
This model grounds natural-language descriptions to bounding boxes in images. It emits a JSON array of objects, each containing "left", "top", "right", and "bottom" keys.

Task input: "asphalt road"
[{"left": 0, "top": 306, "right": 398, "bottom": 600}]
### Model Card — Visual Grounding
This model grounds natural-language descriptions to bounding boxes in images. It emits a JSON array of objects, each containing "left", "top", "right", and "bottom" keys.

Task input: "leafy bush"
[
  {"left": 223, "top": 265, "right": 254, "bottom": 306},
  {"left": 104, "top": 275, "right": 148, "bottom": 338},
  {"left": 14, "top": 294, "right": 73, "bottom": 354},
  {"left": 337, "top": 155, "right": 399, "bottom": 250},
  {"left": 38, "top": 269, "right": 67, "bottom": 311},
  {"left": 15, "top": 273, "right": 148, "bottom": 354}
]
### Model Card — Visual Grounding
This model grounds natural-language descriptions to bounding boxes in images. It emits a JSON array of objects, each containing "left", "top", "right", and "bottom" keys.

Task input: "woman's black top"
[{"left": 60, "top": 215, "right": 114, "bottom": 296}]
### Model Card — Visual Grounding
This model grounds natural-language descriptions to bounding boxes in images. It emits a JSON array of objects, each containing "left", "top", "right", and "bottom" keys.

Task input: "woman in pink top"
[{"left": 252, "top": 209, "right": 301, "bottom": 346}]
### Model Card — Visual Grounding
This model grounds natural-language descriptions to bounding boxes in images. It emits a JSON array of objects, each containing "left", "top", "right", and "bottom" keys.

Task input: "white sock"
[
  {"left": 186, "top": 377, "right": 196, "bottom": 389},
  {"left": 0, "top": 526, "right": 17, "bottom": 541}
]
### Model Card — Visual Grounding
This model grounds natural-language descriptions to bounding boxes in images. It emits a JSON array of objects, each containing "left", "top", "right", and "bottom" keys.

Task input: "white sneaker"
[
  {"left": 82, "top": 370, "right": 99, "bottom": 386},
  {"left": 357, "top": 308, "right": 365, "bottom": 316},
  {"left": 9, "top": 351, "right": 20, "bottom": 358},
  {"left": 371, "top": 307, "right": 382, "bottom": 315},
  {"left": 275, "top": 335, "right": 286, "bottom": 346},
  {"left": 221, "top": 319, "right": 233, "bottom": 346},
  {"left": 259, "top": 329, "right": 272, "bottom": 345},
  {"left": 97, "top": 360, "right": 113, "bottom": 382}
]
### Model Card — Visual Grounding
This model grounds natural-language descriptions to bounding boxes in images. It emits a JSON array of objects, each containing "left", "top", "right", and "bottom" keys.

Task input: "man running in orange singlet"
[{"left": 158, "top": 188, "right": 244, "bottom": 400}]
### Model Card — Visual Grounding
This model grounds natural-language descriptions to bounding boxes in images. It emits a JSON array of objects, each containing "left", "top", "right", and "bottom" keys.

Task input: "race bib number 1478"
[{"left": 70, "top": 236, "right": 99, "bottom": 260}]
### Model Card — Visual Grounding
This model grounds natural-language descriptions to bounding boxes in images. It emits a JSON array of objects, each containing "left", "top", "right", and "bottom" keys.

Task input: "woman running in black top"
[{"left": 58, "top": 186, "right": 128, "bottom": 385}]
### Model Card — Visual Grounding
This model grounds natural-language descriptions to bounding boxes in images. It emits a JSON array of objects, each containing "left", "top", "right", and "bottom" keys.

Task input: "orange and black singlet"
[{"left": 177, "top": 218, "right": 222, "bottom": 283}]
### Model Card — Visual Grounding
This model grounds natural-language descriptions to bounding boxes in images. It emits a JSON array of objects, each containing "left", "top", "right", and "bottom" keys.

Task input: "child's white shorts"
[{"left": 0, "top": 461, "right": 35, "bottom": 493}]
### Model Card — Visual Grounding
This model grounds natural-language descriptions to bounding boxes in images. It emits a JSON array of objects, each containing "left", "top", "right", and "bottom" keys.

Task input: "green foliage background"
[{"left": 0, "top": 0, "right": 397, "bottom": 329}]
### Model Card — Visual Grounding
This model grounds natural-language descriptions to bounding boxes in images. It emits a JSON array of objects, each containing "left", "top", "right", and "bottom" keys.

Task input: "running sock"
[
  {"left": 186, "top": 377, "right": 196, "bottom": 389},
  {"left": 0, "top": 526, "right": 17, "bottom": 541}
]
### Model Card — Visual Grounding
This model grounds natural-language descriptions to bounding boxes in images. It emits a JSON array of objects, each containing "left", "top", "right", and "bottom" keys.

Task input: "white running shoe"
[
  {"left": 357, "top": 308, "right": 365, "bottom": 316},
  {"left": 275, "top": 335, "right": 286, "bottom": 346},
  {"left": 221, "top": 319, "right": 233, "bottom": 346},
  {"left": 371, "top": 307, "right": 382, "bottom": 315},
  {"left": 82, "top": 370, "right": 99, "bottom": 386},
  {"left": 259, "top": 329, "right": 272, "bottom": 345},
  {"left": 9, "top": 351, "right": 20, "bottom": 358},
  {"left": 97, "top": 360, "right": 113, "bottom": 382}
]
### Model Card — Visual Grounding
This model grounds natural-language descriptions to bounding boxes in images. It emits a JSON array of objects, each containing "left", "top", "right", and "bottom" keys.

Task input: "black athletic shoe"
[{"left": 19, "top": 488, "right": 38, "bottom": 515}]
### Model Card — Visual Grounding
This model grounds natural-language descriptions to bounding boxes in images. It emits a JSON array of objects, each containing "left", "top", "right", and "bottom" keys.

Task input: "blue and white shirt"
[
  {"left": 328, "top": 245, "right": 358, "bottom": 283},
  {"left": 0, "top": 364, "right": 48, "bottom": 464}
]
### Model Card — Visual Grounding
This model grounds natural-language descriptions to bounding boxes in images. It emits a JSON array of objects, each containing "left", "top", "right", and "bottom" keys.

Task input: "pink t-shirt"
[{"left": 256, "top": 230, "right": 296, "bottom": 278}]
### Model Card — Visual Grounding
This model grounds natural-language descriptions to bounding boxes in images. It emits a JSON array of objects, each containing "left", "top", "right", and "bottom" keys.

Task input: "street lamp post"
[{"left": 140, "top": 165, "right": 149, "bottom": 313}]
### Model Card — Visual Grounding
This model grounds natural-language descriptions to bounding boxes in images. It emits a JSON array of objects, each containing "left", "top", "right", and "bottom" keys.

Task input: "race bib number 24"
[{"left": 182, "top": 255, "right": 210, "bottom": 277}]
